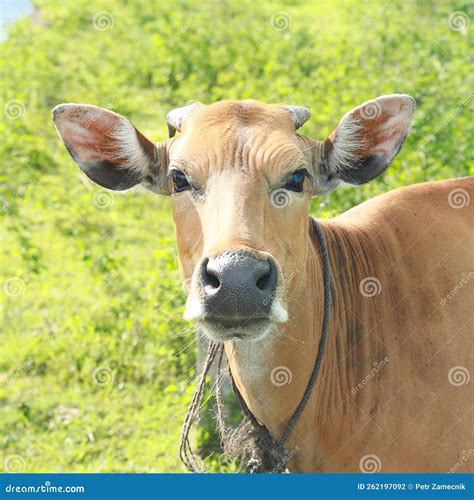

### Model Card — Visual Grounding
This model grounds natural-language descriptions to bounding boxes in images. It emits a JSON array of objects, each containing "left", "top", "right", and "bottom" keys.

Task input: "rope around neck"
[{"left": 179, "top": 218, "right": 332, "bottom": 473}]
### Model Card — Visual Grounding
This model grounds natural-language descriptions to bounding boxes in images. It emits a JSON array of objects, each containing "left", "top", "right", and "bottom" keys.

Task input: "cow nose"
[{"left": 199, "top": 251, "right": 277, "bottom": 319}]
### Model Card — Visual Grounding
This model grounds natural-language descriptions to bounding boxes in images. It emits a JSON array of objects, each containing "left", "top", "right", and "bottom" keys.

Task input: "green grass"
[{"left": 0, "top": 0, "right": 472, "bottom": 472}]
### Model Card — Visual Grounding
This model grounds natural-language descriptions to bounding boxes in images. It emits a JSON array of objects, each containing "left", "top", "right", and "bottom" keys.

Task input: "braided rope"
[{"left": 279, "top": 218, "right": 331, "bottom": 443}]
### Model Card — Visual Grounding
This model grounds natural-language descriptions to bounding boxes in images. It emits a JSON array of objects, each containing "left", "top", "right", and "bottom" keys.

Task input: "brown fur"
[
  {"left": 227, "top": 178, "right": 473, "bottom": 472},
  {"left": 54, "top": 98, "right": 473, "bottom": 472},
  {"left": 169, "top": 102, "right": 473, "bottom": 472}
]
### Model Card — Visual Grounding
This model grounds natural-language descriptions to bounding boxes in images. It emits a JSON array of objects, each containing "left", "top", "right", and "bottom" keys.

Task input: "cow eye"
[
  {"left": 171, "top": 170, "right": 190, "bottom": 193},
  {"left": 284, "top": 169, "right": 308, "bottom": 192}
]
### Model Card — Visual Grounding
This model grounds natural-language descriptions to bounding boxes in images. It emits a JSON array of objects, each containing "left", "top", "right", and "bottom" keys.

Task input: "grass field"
[{"left": 0, "top": 0, "right": 472, "bottom": 472}]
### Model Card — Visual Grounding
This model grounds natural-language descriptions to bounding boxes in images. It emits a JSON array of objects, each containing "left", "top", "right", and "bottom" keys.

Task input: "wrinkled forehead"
[
  {"left": 169, "top": 100, "right": 304, "bottom": 171},
  {"left": 187, "top": 100, "right": 296, "bottom": 131}
]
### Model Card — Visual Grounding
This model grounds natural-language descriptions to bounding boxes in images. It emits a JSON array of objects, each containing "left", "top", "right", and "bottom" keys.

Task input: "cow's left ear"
[
  {"left": 52, "top": 104, "right": 170, "bottom": 193},
  {"left": 317, "top": 94, "right": 415, "bottom": 193}
]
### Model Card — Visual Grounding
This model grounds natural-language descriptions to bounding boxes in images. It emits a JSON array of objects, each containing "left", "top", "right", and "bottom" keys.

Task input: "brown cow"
[{"left": 53, "top": 95, "right": 473, "bottom": 472}]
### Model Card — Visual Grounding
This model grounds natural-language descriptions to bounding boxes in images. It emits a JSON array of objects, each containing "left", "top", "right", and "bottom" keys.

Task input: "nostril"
[
  {"left": 256, "top": 271, "right": 271, "bottom": 291},
  {"left": 255, "top": 259, "right": 275, "bottom": 292},
  {"left": 206, "top": 271, "right": 221, "bottom": 289},
  {"left": 201, "top": 258, "right": 221, "bottom": 290}
]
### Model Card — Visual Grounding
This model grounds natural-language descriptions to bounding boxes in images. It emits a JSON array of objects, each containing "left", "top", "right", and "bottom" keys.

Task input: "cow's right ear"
[{"left": 52, "top": 104, "right": 170, "bottom": 193}]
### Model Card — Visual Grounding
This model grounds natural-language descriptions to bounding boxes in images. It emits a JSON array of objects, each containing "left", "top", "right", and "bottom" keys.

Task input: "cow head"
[{"left": 53, "top": 95, "right": 415, "bottom": 342}]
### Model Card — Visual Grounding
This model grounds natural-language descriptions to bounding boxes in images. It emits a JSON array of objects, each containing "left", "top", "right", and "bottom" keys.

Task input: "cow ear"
[
  {"left": 52, "top": 104, "right": 170, "bottom": 193},
  {"left": 318, "top": 94, "right": 415, "bottom": 193}
]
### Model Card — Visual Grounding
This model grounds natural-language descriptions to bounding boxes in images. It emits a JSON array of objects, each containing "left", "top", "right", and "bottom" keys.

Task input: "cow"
[{"left": 52, "top": 95, "right": 473, "bottom": 472}]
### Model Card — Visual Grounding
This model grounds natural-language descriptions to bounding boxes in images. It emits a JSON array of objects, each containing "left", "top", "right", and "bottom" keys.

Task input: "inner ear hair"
[
  {"left": 110, "top": 121, "right": 159, "bottom": 178},
  {"left": 320, "top": 94, "right": 416, "bottom": 188},
  {"left": 324, "top": 118, "right": 366, "bottom": 174}
]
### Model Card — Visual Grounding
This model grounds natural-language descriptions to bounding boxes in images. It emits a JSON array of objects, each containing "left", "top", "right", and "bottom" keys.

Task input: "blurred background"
[{"left": 0, "top": 0, "right": 472, "bottom": 472}]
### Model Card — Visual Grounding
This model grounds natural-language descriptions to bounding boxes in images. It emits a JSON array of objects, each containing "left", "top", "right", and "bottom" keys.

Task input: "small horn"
[
  {"left": 166, "top": 103, "right": 202, "bottom": 138},
  {"left": 283, "top": 105, "right": 311, "bottom": 130}
]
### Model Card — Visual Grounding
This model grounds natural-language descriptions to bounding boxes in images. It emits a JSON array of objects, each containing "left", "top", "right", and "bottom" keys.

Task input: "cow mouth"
[{"left": 197, "top": 317, "right": 274, "bottom": 342}]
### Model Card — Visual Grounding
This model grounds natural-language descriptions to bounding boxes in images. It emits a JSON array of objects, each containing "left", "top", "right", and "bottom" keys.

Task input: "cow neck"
[
  {"left": 224, "top": 218, "right": 331, "bottom": 470},
  {"left": 225, "top": 217, "right": 384, "bottom": 470}
]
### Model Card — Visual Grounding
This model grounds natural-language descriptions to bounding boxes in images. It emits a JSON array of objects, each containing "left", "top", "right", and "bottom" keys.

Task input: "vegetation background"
[{"left": 0, "top": 0, "right": 472, "bottom": 472}]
